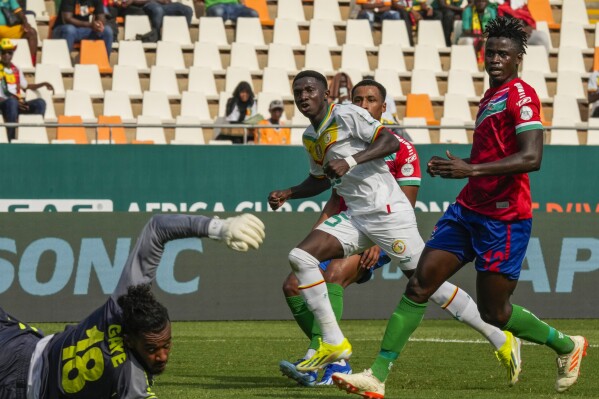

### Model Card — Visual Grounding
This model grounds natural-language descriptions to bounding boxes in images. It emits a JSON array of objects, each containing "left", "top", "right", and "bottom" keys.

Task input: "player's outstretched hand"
[{"left": 221, "top": 214, "right": 266, "bottom": 251}]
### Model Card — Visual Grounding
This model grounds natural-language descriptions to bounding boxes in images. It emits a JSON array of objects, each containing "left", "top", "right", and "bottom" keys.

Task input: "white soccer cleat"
[
  {"left": 220, "top": 214, "right": 265, "bottom": 251},
  {"left": 332, "top": 368, "right": 385, "bottom": 399},
  {"left": 555, "top": 335, "right": 588, "bottom": 393}
]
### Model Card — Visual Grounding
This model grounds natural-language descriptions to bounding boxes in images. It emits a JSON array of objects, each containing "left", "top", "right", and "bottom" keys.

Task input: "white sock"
[
  {"left": 304, "top": 348, "right": 316, "bottom": 360},
  {"left": 289, "top": 248, "right": 344, "bottom": 345},
  {"left": 430, "top": 281, "right": 507, "bottom": 350}
]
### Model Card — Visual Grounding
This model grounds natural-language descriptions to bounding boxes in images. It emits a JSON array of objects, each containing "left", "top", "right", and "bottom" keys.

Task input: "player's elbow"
[{"left": 522, "top": 153, "right": 542, "bottom": 172}]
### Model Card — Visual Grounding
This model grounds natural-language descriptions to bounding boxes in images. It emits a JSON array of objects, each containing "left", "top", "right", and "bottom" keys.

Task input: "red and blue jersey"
[{"left": 457, "top": 78, "right": 543, "bottom": 221}]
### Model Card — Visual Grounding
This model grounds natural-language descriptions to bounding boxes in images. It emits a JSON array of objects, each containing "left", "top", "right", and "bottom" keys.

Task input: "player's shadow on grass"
[{"left": 159, "top": 374, "right": 284, "bottom": 389}]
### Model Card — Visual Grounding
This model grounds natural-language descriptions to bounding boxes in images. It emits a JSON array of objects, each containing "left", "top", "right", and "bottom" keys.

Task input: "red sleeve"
[{"left": 507, "top": 80, "right": 543, "bottom": 134}]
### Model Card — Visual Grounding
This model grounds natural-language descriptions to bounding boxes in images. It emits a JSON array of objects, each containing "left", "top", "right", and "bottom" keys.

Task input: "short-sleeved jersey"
[
  {"left": 302, "top": 103, "right": 411, "bottom": 215},
  {"left": 456, "top": 78, "right": 543, "bottom": 221},
  {"left": 385, "top": 135, "right": 421, "bottom": 187},
  {"left": 587, "top": 71, "right": 599, "bottom": 115},
  {"left": 55, "top": 0, "right": 104, "bottom": 26}
]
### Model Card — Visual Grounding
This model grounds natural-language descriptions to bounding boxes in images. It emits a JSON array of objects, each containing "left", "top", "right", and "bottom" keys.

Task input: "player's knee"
[
  {"left": 288, "top": 247, "right": 319, "bottom": 273},
  {"left": 282, "top": 273, "right": 299, "bottom": 297},
  {"left": 477, "top": 303, "right": 510, "bottom": 328},
  {"left": 405, "top": 275, "right": 435, "bottom": 303}
]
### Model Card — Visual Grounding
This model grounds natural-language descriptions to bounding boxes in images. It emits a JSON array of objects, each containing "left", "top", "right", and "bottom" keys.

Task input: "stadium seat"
[
  {"left": 27, "top": 0, "right": 49, "bottom": 21},
  {"left": 381, "top": 19, "right": 412, "bottom": 49},
  {"left": 198, "top": 17, "right": 230, "bottom": 49},
  {"left": 112, "top": 65, "right": 143, "bottom": 99},
  {"left": 156, "top": 41, "right": 188, "bottom": 74},
  {"left": 378, "top": 44, "right": 408, "bottom": 75},
  {"left": 64, "top": 90, "right": 96, "bottom": 122},
  {"left": 534, "top": 21, "right": 553, "bottom": 50},
  {"left": 218, "top": 91, "right": 232, "bottom": 117},
  {"left": 561, "top": 0, "right": 589, "bottom": 25},
  {"left": 124, "top": 15, "right": 154, "bottom": 47},
  {"left": 193, "top": 42, "right": 225, "bottom": 74},
  {"left": 54, "top": 115, "right": 88, "bottom": 144},
  {"left": 401, "top": 117, "right": 431, "bottom": 144},
  {"left": 225, "top": 67, "right": 254, "bottom": 93},
  {"left": 257, "top": 92, "right": 285, "bottom": 119},
  {"left": 521, "top": 70, "right": 550, "bottom": 100},
  {"left": 103, "top": 91, "right": 135, "bottom": 123},
  {"left": 439, "top": 117, "right": 468, "bottom": 144},
  {"left": 559, "top": 22, "right": 589, "bottom": 49},
  {"left": 410, "top": 69, "right": 441, "bottom": 98},
  {"left": 341, "top": 44, "right": 372, "bottom": 75},
  {"left": 230, "top": 43, "right": 261, "bottom": 74},
  {"left": 417, "top": 20, "right": 447, "bottom": 49},
  {"left": 80, "top": 40, "right": 112, "bottom": 74},
  {"left": 522, "top": 45, "right": 552, "bottom": 75},
  {"left": 96, "top": 115, "right": 127, "bottom": 144},
  {"left": 291, "top": 113, "right": 310, "bottom": 145},
  {"left": 73, "top": 64, "right": 104, "bottom": 99},
  {"left": 149, "top": 66, "right": 181, "bottom": 99},
  {"left": 235, "top": 17, "right": 267, "bottom": 48},
  {"left": 304, "top": 44, "right": 334, "bottom": 75},
  {"left": 162, "top": 16, "right": 193, "bottom": 49},
  {"left": 406, "top": 94, "right": 439, "bottom": 125},
  {"left": 595, "top": 23, "right": 599, "bottom": 47},
  {"left": 25, "top": 87, "right": 57, "bottom": 122},
  {"left": 553, "top": 95, "right": 582, "bottom": 123},
  {"left": 528, "top": 0, "right": 560, "bottom": 29},
  {"left": 171, "top": 115, "right": 205, "bottom": 145},
  {"left": 587, "top": 117, "right": 599, "bottom": 145},
  {"left": 413, "top": 44, "right": 443, "bottom": 73},
  {"left": 188, "top": 66, "right": 219, "bottom": 99},
  {"left": 40, "top": 39, "right": 73, "bottom": 73},
  {"left": 557, "top": 46, "right": 586, "bottom": 73},
  {"left": 345, "top": 19, "right": 376, "bottom": 50},
  {"left": 34, "top": 63, "right": 65, "bottom": 98},
  {"left": 341, "top": 69, "right": 363, "bottom": 89},
  {"left": 180, "top": 91, "right": 213, "bottom": 122},
  {"left": 12, "top": 39, "right": 33, "bottom": 73},
  {"left": 374, "top": 69, "right": 404, "bottom": 100},
  {"left": 14, "top": 114, "right": 48, "bottom": 144},
  {"left": 447, "top": 69, "right": 477, "bottom": 99},
  {"left": 276, "top": 0, "right": 307, "bottom": 24},
  {"left": 135, "top": 115, "right": 167, "bottom": 144},
  {"left": 245, "top": 0, "right": 274, "bottom": 26},
  {"left": 0, "top": 115, "right": 7, "bottom": 143},
  {"left": 262, "top": 67, "right": 292, "bottom": 98},
  {"left": 273, "top": 18, "right": 303, "bottom": 49},
  {"left": 442, "top": 93, "right": 473, "bottom": 123},
  {"left": 450, "top": 45, "right": 480, "bottom": 75},
  {"left": 117, "top": 40, "right": 150, "bottom": 73},
  {"left": 308, "top": 19, "right": 340, "bottom": 50},
  {"left": 267, "top": 43, "right": 298, "bottom": 74},
  {"left": 142, "top": 91, "right": 175, "bottom": 122},
  {"left": 313, "top": 0, "right": 344, "bottom": 25},
  {"left": 556, "top": 71, "right": 586, "bottom": 99},
  {"left": 549, "top": 118, "right": 580, "bottom": 145}
]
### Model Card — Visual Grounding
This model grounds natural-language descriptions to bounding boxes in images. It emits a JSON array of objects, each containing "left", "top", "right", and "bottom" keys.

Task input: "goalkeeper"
[{"left": 0, "top": 213, "right": 265, "bottom": 399}]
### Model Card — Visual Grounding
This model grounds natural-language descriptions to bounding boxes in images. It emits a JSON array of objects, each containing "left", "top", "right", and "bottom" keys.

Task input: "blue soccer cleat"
[
  {"left": 317, "top": 360, "right": 352, "bottom": 385},
  {"left": 279, "top": 359, "right": 318, "bottom": 387}
]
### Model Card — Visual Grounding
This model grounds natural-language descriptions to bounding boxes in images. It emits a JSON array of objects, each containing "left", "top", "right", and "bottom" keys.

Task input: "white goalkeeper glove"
[{"left": 208, "top": 214, "right": 265, "bottom": 252}]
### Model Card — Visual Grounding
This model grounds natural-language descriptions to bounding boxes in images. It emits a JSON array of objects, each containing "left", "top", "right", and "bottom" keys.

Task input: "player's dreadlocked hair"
[
  {"left": 293, "top": 70, "right": 328, "bottom": 90},
  {"left": 352, "top": 79, "right": 387, "bottom": 101},
  {"left": 117, "top": 284, "right": 170, "bottom": 337},
  {"left": 484, "top": 16, "right": 528, "bottom": 55}
]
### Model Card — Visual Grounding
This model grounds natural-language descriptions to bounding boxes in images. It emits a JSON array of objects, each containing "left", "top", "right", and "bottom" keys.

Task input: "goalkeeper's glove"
[{"left": 208, "top": 214, "right": 265, "bottom": 251}]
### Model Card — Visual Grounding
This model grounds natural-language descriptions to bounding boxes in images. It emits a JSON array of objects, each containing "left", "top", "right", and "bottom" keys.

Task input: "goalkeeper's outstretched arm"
[{"left": 112, "top": 214, "right": 265, "bottom": 299}]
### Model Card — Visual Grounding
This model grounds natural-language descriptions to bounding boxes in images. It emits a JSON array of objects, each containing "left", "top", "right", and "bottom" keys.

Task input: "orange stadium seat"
[
  {"left": 406, "top": 94, "right": 440, "bottom": 125},
  {"left": 97, "top": 115, "right": 127, "bottom": 144},
  {"left": 528, "top": 0, "right": 560, "bottom": 29},
  {"left": 594, "top": 47, "right": 599, "bottom": 71},
  {"left": 80, "top": 40, "right": 112, "bottom": 74},
  {"left": 56, "top": 115, "right": 88, "bottom": 144},
  {"left": 245, "top": 0, "right": 274, "bottom": 26}
]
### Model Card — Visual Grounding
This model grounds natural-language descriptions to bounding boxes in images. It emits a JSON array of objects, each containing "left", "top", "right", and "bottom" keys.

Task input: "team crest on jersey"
[
  {"left": 401, "top": 164, "right": 414, "bottom": 176},
  {"left": 392, "top": 239, "right": 406, "bottom": 254},
  {"left": 520, "top": 106, "right": 533, "bottom": 121}
]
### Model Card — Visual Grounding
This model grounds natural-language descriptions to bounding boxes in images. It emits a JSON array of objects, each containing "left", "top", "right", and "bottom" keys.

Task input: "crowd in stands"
[{"left": 0, "top": 0, "right": 593, "bottom": 144}]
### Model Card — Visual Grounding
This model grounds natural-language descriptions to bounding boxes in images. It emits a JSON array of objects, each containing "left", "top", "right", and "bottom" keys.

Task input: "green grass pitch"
[{"left": 39, "top": 319, "right": 597, "bottom": 399}]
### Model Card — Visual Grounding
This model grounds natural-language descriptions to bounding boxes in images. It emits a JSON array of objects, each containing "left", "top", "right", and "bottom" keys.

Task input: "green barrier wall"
[{"left": 0, "top": 145, "right": 597, "bottom": 213}]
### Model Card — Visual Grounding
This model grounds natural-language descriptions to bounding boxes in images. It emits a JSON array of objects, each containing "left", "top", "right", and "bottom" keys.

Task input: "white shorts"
[{"left": 316, "top": 210, "right": 425, "bottom": 271}]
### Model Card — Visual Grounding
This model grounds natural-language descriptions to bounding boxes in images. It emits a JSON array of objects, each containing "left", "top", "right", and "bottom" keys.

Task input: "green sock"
[
  {"left": 285, "top": 295, "right": 314, "bottom": 340},
  {"left": 371, "top": 296, "right": 427, "bottom": 382},
  {"left": 505, "top": 304, "right": 574, "bottom": 355},
  {"left": 309, "top": 283, "right": 345, "bottom": 350}
]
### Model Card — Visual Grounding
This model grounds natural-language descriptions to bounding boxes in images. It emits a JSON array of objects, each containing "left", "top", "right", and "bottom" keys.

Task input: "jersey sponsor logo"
[
  {"left": 517, "top": 97, "right": 532, "bottom": 107},
  {"left": 391, "top": 239, "right": 406, "bottom": 254},
  {"left": 401, "top": 163, "right": 414, "bottom": 176},
  {"left": 405, "top": 154, "right": 417, "bottom": 164},
  {"left": 520, "top": 106, "right": 533, "bottom": 121}
]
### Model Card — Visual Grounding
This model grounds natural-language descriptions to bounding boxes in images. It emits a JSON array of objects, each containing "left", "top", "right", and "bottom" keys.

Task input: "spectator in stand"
[
  {"left": 0, "top": 0, "right": 37, "bottom": 65},
  {"left": 392, "top": 0, "right": 442, "bottom": 46},
  {"left": 0, "top": 39, "right": 53, "bottom": 141},
  {"left": 458, "top": 0, "right": 497, "bottom": 63},
  {"left": 226, "top": 81, "right": 258, "bottom": 124},
  {"left": 587, "top": 71, "right": 599, "bottom": 118},
  {"left": 256, "top": 99, "right": 290, "bottom": 145},
  {"left": 356, "top": 0, "right": 401, "bottom": 29},
  {"left": 199, "top": 0, "right": 258, "bottom": 22},
  {"left": 118, "top": 0, "right": 193, "bottom": 42},
  {"left": 52, "top": 0, "right": 112, "bottom": 56},
  {"left": 328, "top": 72, "right": 353, "bottom": 104},
  {"left": 433, "top": 0, "right": 465, "bottom": 46}
]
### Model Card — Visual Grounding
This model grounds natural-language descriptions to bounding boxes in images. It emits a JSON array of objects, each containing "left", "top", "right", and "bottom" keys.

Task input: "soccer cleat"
[
  {"left": 555, "top": 335, "right": 588, "bottom": 393},
  {"left": 317, "top": 360, "right": 352, "bottom": 385},
  {"left": 279, "top": 360, "right": 318, "bottom": 387},
  {"left": 494, "top": 331, "right": 522, "bottom": 386},
  {"left": 295, "top": 338, "right": 352, "bottom": 371},
  {"left": 332, "top": 368, "right": 385, "bottom": 399}
]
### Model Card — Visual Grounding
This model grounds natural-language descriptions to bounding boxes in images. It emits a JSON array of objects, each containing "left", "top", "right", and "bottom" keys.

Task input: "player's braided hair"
[
  {"left": 484, "top": 16, "right": 528, "bottom": 55},
  {"left": 117, "top": 284, "right": 170, "bottom": 337},
  {"left": 293, "top": 70, "right": 328, "bottom": 90},
  {"left": 352, "top": 79, "right": 387, "bottom": 102}
]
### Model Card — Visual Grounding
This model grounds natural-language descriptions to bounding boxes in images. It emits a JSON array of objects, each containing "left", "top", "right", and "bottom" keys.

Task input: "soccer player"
[
  {"left": 332, "top": 17, "right": 588, "bottom": 399},
  {"left": 0, "top": 213, "right": 265, "bottom": 399},
  {"left": 278, "top": 79, "right": 521, "bottom": 387}
]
